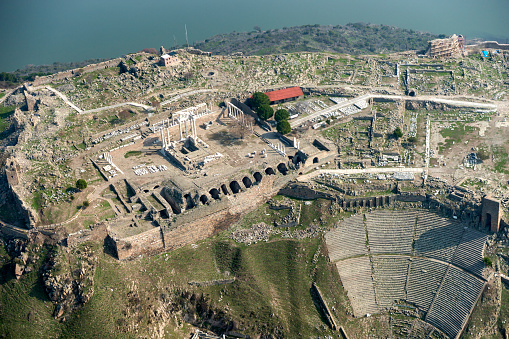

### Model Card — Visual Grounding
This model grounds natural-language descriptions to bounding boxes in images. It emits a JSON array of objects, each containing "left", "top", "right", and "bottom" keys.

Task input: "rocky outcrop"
[
  {"left": 42, "top": 245, "right": 97, "bottom": 319},
  {"left": 6, "top": 238, "right": 38, "bottom": 279}
]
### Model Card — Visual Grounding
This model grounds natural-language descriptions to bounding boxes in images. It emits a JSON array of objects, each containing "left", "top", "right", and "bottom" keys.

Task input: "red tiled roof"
[{"left": 264, "top": 87, "right": 303, "bottom": 102}]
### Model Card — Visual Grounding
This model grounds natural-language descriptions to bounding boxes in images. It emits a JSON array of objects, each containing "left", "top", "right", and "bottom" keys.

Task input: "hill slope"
[{"left": 193, "top": 22, "right": 439, "bottom": 56}]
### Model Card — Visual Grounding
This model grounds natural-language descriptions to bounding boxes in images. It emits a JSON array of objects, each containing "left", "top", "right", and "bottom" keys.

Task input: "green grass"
[
  {"left": 0, "top": 224, "right": 346, "bottom": 338},
  {"left": 493, "top": 146, "right": 509, "bottom": 174},
  {"left": 0, "top": 247, "right": 63, "bottom": 338},
  {"left": 0, "top": 92, "right": 5, "bottom": 99},
  {"left": 0, "top": 105, "right": 15, "bottom": 134},
  {"left": 439, "top": 122, "right": 477, "bottom": 150},
  {"left": 124, "top": 150, "right": 142, "bottom": 158},
  {"left": 31, "top": 191, "right": 44, "bottom": 210}
]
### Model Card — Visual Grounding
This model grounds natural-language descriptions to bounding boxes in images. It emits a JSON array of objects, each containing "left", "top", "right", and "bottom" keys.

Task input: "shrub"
[
  {"left": 483, "top": 257, "right": 493, "bottom": 267},
  {"left": 477, "top": 148, "right": 490, "bottom": 161},
  {"left": 83, "top": 200, "right": 90, "bottom": 208},
  {"left": 76, "top": 179, "right": 88, "bottom": 190},
  {"left": 394, "top": 127, "right": 403, "bottom": 139}
]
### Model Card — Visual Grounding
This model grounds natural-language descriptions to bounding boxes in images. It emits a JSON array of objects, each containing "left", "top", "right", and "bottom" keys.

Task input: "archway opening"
[
  {"left": 277, "top": 163, "right": 288, "bottom": 175},
  {"left": 242, "top": 176, "right": 253, "bottom": 188},
  {"left": 253, "top": 172, "right": 263, "bottom": 182},
  {"left": 184, "top": 194, "right": 195, "bottom": 209},
  {"left": 230, "top": 181, "right": 242, "bottom": 194},
  {"left": 221, "top": 184, "right": 229, "bottom": 195},
  {"left": 265, "top": 167, "right": 275, "bottom": 175},
  {"left": 159, "top": 210, "right": 169, "bottom": 219},
  {"left": 200, "top": 195, "right": 208, "bottom": 205},
  {"left": 153, "top": 185, "right": 160, "bottom": 190},
  {"left": 485, "top": 213, "right": 492, "bottom": 229},
  {"left": 313, "top": 157, "right": 319, "bottom": 164},
  {"left": 209, "top": 188, "right": 220, "bottom": 200},
  {"left": 163, "top": 195, "right": 181, "bottom": 214}
]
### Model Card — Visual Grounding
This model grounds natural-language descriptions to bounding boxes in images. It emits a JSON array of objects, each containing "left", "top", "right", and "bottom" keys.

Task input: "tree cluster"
[
  {"left": 249, "top": 92, "right": 273, "bottom": 120},
  {"left": 275, "top": 109, "right": 291, "bottom": 135}
]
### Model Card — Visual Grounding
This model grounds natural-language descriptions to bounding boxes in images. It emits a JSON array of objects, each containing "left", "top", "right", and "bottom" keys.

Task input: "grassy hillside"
[
  {"left": 0, "top": 233, "right": 349, "bottom": 338},
  {"left": 194, "top": 22, "right": 439, "bottom": 56}
]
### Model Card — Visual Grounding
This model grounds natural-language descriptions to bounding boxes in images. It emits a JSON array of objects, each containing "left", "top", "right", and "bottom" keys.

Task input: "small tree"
[
  {"left": 477, "top": 148, "right": 490, "bottom": 161},
  {"left": 274, "top": 109, "right": 289, "bottom": 122},
  {"left": 83, "top": 200, "right": 90, "bottom": 208},
  {"left": 394, "top": 127, "right": 403, "bottom": 139},
  {"left": 76, "top": 179, "right": 88, "bottom": 190},
  {"left": 249, "top": 92, "right": 270, "bottom": 110},
  {"left": 257, "top": 104, "right": 274, "bottom": 121},
  {"left": 277, "top": 120, "right": 291, "bottom": 135}
]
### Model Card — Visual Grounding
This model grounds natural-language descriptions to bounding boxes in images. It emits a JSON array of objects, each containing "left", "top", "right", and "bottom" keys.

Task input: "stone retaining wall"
[{"left": 31, "top": 58, "right": 122, "bottom": 87}]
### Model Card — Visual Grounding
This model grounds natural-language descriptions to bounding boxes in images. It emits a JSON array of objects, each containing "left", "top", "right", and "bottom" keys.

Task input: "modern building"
[
  {"left": 264, "top": 86, "right": 304, "bottom": 105},
  {"left": 159, "top": 53, "right": 179, "bottom": 67}
]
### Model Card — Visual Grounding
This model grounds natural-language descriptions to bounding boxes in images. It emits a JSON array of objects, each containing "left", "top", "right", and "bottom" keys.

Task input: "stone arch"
[
  {"left": 200, "top": 195, "right": 208, "bottom": 205},
  {"left": 485, "top": 213, "right": 492, "bottom": 229},
  {"left": 295, "top": 154, "right": 306, "bottom": 165},
  {"left": 253, "top": 172, "right": 263, "bottom": 182},
  {"left": 184, "top": 193, "right": 195, "bottom": 209},
  {"left": 159, "top": 209, "right": 169, "bottom": 219},
  {"left": 313, "top": 157, "right": 319, "bottom": 164},
  {"left": 221, "top": 184, "right": 229, "bottom": 195},
  {"left": 209, "top": 188, "right": 221, "bottom": 200},
  {"left": 230, "top": 181, "right": 242, "bottom": 194},
  {"left": 265, "top": 167, "right": 276, "bottom": 175},
  {"left": 242, "top": 176, "right": 253, "bottom": 189},
  {"left": 143, "top": 189, "right": 150, "bottom": 193},
  {"left": 277, "top": 163, "right": 288, "bottom": 175},
  {"left": 163, "top": 195, "right": 181, "bottom": 214},
  {"left": 153, "top": 185, "right": 160, "bottom": 190}
]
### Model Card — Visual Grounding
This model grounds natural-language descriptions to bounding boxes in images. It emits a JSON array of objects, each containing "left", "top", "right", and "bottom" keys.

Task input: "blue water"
[{"left": 1, "top": 0, "right": 508, "bottom": 72}]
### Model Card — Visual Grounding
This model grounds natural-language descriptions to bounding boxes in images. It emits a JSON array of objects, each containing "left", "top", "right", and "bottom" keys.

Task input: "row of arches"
[{"left": 160, "top": 163, "right": 292, "bottom": 215}]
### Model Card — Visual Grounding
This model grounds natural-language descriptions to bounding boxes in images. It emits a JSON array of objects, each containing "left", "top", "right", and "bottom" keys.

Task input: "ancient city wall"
[
  {"left": 111, "top": 227, "right": 164, "bottom": 260},
  {"left": 466, "top": 41, "right": 509, "bottom": 53},
  {"left": 31, "top": 58, "right": 122, "bottom": 87}
]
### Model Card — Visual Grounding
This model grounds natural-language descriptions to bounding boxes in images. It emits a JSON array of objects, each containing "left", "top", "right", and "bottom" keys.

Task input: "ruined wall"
[
  {"left": 113, "top": 174, "right": 279, "bottom": 260},
  {"left": 278, "top": 182, "right": 336, "bottom": 200},
  {"left": 465, "top": 41, "right": 509, "bottom": 53},
  {"left": 342, "top": 195, "right": 395, "bottom": 209},
  {"left": 481, "top": 196, "right": 502, "bottom": 232},
  {"left": 31, "top": 58, "right": 122, "bottom": 87},
  {"left": 111, "top": 227, "right": 164, "bottom": 261},
  {"left": 0, "top": 223, "right": 30, "bottom": 240}
]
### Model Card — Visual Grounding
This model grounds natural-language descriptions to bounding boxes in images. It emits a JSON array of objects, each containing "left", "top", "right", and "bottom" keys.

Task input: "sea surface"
[{"left": 1, "top": 0, "right": 508, "bottom": 72}]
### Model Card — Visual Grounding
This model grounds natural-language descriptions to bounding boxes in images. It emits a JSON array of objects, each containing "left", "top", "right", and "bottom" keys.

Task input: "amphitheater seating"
[
  {"left": 426, "top": 266, "right": 485, "bottom": 339},
  {"left": 371, "top": 255, "right": 410, "bottom": 308},
  {"left": 325, "top": 214, "right": 367, "bottom": 261},
  {"left": 451, "top": 228, "right": 488, "bottom": 278},
  {"left": 336, "top": 256, "right": 379, "bottom": 317},
  {"left": 414, "top": 211, "right": 465, "bottom": 262},
  {"left": 406, "top": 258, "right": 449, "bottom": 312},
  {"left": 325, "top": 209, "right": 488, "bottom": 338},
  {"left": 365, "top": 210, "right": 416, "bottom": 255}
]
